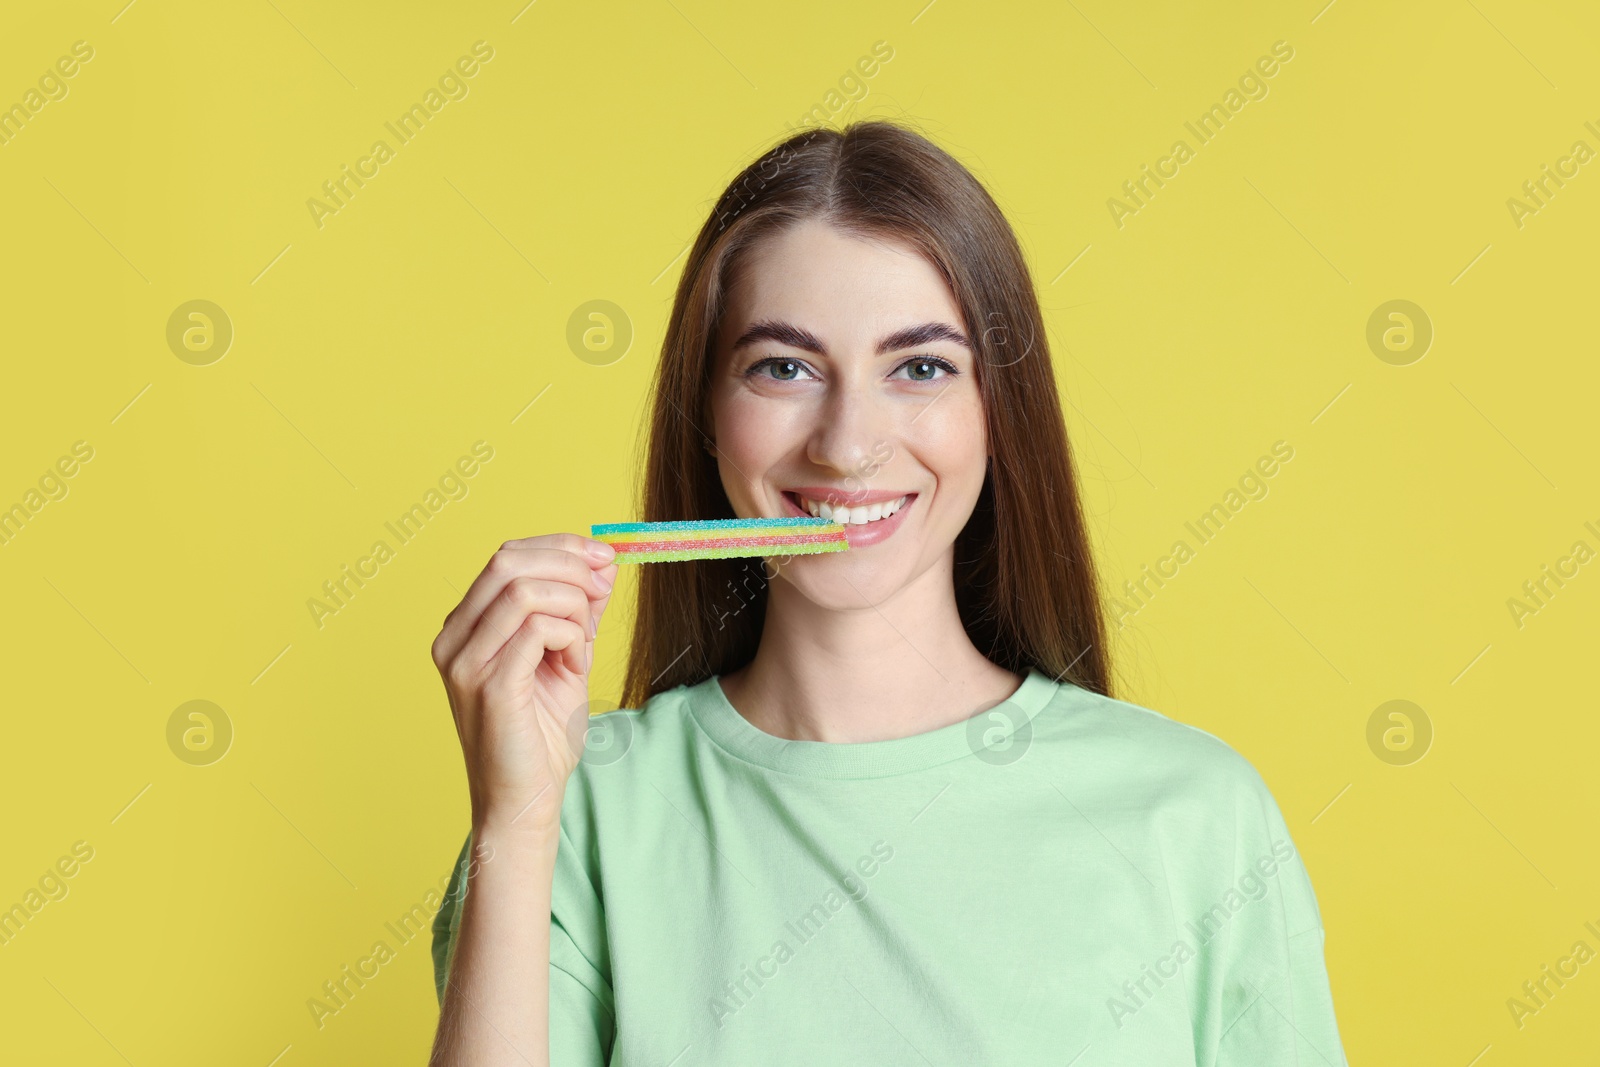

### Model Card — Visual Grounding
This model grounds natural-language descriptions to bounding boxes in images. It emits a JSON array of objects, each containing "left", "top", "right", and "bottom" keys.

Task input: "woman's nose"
[{"left": 804, "top": 383, "right": 894, "bottom": 475}]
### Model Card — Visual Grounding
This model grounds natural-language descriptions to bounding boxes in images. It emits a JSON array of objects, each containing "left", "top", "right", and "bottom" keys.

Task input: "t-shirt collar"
[{"left": 684, "top": 666, "right": 1061, "bottom": 779}]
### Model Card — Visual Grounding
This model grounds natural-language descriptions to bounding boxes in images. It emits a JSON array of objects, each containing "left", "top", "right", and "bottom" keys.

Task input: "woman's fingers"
[
  {"left": 492, "top": 610, "right": 587, "bottom": 695},
  {"left": 433, "top": 537, "right": 611, "bottom": 668},
  {"left": 453, "top": 577, "right": 592, "bottom": 683},
  {"left": 480, "top": 611, "right": 587, "bottom": 704}
]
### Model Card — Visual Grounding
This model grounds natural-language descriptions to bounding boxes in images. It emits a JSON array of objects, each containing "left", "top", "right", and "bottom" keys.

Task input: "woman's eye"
[
  {"left": 894, "top": 357, "right": 958, "bottom": 382},
  {"left": 750, "top": 358, "right": 815, "bottom": 381}
]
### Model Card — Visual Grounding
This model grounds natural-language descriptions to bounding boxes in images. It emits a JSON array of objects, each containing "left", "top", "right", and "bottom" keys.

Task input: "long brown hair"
[{"left": 620, "top": 119, "right": 1112, "bottom": 708}]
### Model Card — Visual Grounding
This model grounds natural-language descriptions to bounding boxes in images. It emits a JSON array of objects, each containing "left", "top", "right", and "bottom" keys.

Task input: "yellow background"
[{"left": 2, "top": 0, "right": 1596, "bottom": 1062}]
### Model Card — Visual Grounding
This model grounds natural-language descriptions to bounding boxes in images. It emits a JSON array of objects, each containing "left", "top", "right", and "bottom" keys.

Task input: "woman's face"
[{"left": 707, "top": 218, "right": 989, "bottom": 603}]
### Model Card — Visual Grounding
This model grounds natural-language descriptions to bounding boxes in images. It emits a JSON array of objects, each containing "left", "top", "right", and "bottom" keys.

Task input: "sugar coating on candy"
[
  {"left": 607, "top": 540, "right": 849, "bottom": 563},
  {"left": 590, "top": 516, "right": 849, "bottom": 563}
]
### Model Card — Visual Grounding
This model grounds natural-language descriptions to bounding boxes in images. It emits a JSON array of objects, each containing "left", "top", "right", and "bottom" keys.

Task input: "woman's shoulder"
[
  {"left": 579, "top": 674, "right": 704, "bottom": 752},
  {"left": 1036, "top": 678, "right": 1283, "bottom": 807},
  {"left": 559, "top": 677, "right": 706, "bottom": 790},
  {"left": 1037, "top": 681, "right": 1327, "bottom": 937}
]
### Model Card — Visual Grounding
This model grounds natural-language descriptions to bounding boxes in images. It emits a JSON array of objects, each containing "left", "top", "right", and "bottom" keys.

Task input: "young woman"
[{"left": 426, "top": 120, "right": 1346, "bottom": 1066}]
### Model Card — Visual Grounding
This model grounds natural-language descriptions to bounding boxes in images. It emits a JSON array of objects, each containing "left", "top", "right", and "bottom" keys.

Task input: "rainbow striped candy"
[{"left": 590, "top": 516, "right": 850, "bottom": 563}]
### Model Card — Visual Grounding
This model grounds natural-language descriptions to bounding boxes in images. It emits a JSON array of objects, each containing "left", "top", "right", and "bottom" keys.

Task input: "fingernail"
[
  {"left": 586, "top": 539, "right": 615, "bottom": 562},
  {"left": 594, "top": 571, "right": 613, "bottom": 594}
]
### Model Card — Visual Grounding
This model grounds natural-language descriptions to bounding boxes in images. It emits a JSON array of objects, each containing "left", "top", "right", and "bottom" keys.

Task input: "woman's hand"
[{"left": 430, "top": 533, "right": 618, "bottom": 834}]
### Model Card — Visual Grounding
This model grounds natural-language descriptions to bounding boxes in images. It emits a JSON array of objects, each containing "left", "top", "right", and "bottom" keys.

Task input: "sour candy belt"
[{"left": 589, "top": 516, "right": 850, "bottom": 563}]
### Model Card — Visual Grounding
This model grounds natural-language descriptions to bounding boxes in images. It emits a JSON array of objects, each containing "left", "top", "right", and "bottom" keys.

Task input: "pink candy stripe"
[{"left": 611, "top": 531, "right": 845, "bottom": 553}]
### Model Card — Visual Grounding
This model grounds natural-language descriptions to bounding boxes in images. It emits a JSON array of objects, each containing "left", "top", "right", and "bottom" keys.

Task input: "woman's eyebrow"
[
  {"left": 877, "top": 321, "right": 971, "bottom": 354},
  {"left": 730, "top": 319, "right": 971, "bottom": 355}
]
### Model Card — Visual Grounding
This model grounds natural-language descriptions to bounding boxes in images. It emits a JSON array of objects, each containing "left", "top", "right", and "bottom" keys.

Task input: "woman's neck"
[{"left": 716, "top": 558, "right": 1025, "bottom": 744}]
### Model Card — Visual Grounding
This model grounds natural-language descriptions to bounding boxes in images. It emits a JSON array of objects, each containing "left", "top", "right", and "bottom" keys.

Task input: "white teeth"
[{"left": 798, "top": 494, "right": 907, "bottom": 524}]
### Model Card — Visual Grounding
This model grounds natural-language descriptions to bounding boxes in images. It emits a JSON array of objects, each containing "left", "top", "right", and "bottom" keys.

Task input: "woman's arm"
[
  {"left": 430, "top": 815, "right": 562, "bottom": 1066},
  {"left": 424, "top": 532, "right": 618, "bottom": 1065}
]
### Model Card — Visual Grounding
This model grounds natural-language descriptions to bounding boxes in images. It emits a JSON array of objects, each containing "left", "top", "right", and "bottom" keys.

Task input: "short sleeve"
[
  {"left": 1209, "top": 773, "right": 1348, "bottom": 1067},
  {"left": 430, "top": 832, "right": 473, "bottom": 1006},
  {"left": 548, "top": 817, "right": 616, "bottom": 1064},
  {"left": 429, "top": 825, "right": 617, "bottom": 1065}
]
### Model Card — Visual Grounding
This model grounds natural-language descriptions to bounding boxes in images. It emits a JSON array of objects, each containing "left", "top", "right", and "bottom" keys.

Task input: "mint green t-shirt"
[{"left": 432, "top": 668, "right": 1347, "bottom": 1066}]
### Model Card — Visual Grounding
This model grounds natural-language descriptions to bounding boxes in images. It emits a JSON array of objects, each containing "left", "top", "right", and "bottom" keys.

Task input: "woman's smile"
[{"left": 779, "top": 488, "right": 919, "bottom": 548}]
